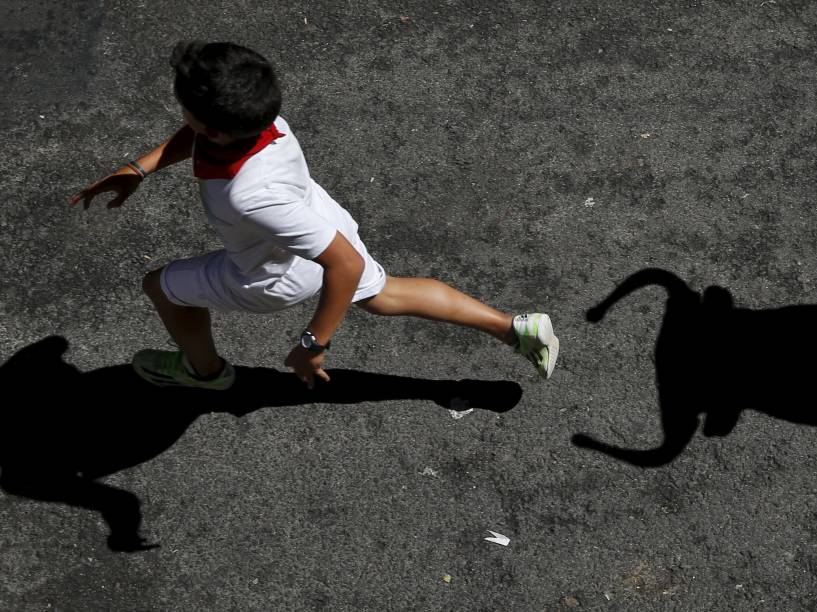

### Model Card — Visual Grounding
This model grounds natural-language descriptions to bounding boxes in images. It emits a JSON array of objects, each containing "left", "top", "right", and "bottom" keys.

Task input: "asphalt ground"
[{"left": 2, "top": 0, "right": 817, "bottom": 610}]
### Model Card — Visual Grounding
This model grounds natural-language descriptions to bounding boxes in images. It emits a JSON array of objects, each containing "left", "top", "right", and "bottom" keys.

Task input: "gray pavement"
[{"left": 2, "top": 0, "right": 817, "bottom": 610}]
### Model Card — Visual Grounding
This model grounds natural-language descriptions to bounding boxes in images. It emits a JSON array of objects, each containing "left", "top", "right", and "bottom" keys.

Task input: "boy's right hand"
[{"left": 68, "top": 169, "right": 143, "bottom": 210}]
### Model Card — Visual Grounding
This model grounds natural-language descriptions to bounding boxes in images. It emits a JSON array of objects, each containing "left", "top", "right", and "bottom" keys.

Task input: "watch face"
[{"left": 300, "top": 330, "right": 328, "bottom": 352}]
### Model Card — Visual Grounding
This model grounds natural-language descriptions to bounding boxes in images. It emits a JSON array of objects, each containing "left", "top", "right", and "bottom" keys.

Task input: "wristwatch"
[{"left": 299, "top": 330, "right": 331, "bottom": 353}]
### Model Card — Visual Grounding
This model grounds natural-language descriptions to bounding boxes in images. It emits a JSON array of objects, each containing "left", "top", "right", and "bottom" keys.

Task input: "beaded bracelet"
[{"left": 125, "top": 160, "right": 147, "bottom": 179}]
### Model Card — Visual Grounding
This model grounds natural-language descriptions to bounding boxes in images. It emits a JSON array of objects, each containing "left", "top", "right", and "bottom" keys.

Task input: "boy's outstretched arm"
[
  {"left": 284, "top": 231, "right": 364, "bottom": 388},
  {"left": 132, "top": 124, "right": 196, "bottom": 175},
  {"left": 69, "top": 125, "right": 195, "bottom": 210}
]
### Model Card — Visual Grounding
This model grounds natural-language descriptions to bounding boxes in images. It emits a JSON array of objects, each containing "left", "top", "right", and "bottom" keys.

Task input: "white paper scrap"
[{"left": 484, "top": 530, "right": 510, "bottom": 546}]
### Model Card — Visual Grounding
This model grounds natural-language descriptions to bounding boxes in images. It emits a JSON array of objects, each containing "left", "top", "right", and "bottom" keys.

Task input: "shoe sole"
[
  {"left": 545, "top": 335, "right": 559, "bottom": 379},
  {"left": 535, "top": 314, "right": 559, "bottom": 380}
]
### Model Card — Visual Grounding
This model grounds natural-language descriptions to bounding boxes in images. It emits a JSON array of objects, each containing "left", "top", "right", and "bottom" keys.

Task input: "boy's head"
[{"left": 170, "top": 41, "right": 281, "bottom": 142}]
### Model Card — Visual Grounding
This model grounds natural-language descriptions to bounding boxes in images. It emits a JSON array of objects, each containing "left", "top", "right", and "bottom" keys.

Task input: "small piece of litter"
[
  {"left": 400, "top": 15, "right": 411, "bottom": 22},
  {"left": 39, "top": 115, "right": 45, "bottom": 119},
  {"left": 484, "top": 530, "right": 510, "bottom": 546},
  {"left": 564, "top": 595, "right": 580, "bottom": 607},
  {"left": 252, "top": 578, "right": 259, "bottom": 585},
  {"left": 640, "top": 132, "right": 656, "bottom": 139},
  {"left": 449, "top": 408, "right": 473, "bottom": 419},
  {"left": 421, "top": 467, "right": 439, "bottom": 477},
  {"left": 667, "top": 28, "right": 673, "bottom": 32},
  {"left": 583, "top": 197, "right": 596, "bottom": 207},
  {"left": 143, "top": 255, "right": 152, "bottom": 260},
  {"left": 604, "top": 592, "right": 612, "bottom": 601},
  {"left": 370, "top": 176, "right": 374, "bottom": 183},
  {"left": 442, "top": 574, "right": 452, "bottom": 583}
]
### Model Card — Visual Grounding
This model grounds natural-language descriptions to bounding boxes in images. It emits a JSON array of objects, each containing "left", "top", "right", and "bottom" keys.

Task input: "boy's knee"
[
  {"left": 356, "top": 295, "right": 381, "bottom": 315},
  {"left": 356, "top": 290, "right": 395, "bottom": 316}
]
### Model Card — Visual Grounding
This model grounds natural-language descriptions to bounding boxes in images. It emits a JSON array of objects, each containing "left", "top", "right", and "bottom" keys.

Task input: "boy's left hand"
[{"left": 284, "top": 345, "right": 330, "bottom": 390}]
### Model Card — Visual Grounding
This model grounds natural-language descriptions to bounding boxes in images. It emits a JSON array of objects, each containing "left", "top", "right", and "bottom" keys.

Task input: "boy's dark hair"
[{"left": 170, "top": 41, "right": 281, "bottom": 139}]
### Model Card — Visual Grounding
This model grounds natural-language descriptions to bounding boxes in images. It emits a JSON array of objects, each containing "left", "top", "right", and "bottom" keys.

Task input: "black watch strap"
[{"left": 300, "top": 330, "right": 331, "bottom": 352}]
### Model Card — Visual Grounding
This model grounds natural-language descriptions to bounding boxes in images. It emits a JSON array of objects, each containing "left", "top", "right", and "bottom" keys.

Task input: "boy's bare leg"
[
  {"left": 142, "top": 269, "right": 223, "bottom": 377},
  {"left": 357, "top": 276, "right": 517, "bottom": 345}
]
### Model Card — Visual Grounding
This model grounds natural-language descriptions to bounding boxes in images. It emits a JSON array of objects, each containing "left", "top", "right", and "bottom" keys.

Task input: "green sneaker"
[
  {"left": 132, "top": 349, "right": 235, "bottom": 390},
  {"left": 512, "top": 313, "right": 559, "bottom": 379}
]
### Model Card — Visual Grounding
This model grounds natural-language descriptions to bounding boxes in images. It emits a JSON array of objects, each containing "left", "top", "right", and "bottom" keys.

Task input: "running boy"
[{"left": 68, "top": 41, "right": 558, "bottom": 390}]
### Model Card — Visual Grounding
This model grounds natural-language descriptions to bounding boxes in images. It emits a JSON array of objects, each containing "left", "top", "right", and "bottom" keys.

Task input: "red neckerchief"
[{"left": 193, "top": 123, "right": 286, "bottom": 180}]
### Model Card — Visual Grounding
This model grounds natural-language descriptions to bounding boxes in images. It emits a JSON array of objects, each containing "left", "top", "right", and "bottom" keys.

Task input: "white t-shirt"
[{"left": 195, "top": 116, "right": 358, "bottom": 283}]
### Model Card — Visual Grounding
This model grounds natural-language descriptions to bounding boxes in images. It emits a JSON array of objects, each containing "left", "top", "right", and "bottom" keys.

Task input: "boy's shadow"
[
  {"left": 574, "top": 268, "right": 817, "bottom": 466},
  {"left": 0, "top": 336, "right": 521, "bottom": 552}
]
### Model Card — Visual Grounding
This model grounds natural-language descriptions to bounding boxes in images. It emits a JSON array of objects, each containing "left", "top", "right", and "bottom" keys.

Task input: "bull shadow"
[
  {"left": 573, "top": 268, "right": 817, "bottom": 466},
  {"left": 0, "top": 336, "right": 521, "bottom": 552}
]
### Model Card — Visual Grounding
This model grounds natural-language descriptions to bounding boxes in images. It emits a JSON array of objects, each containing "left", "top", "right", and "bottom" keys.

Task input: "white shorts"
[{"left": 159, "top": 236, "right": 387, "bottom": 313}]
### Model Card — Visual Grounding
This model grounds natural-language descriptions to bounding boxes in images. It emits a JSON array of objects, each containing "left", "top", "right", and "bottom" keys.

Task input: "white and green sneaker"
[
  {"left": 132, "top": 349, "right": 235, "bottom": 390},
  {"left": 512, "top": 313, "right": 559, "bottom": 379}
]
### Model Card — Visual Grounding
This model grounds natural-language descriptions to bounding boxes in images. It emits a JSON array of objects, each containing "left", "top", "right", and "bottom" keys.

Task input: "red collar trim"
[{"left": 193, "top": 124, "right": 285, "bottom": 180}]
